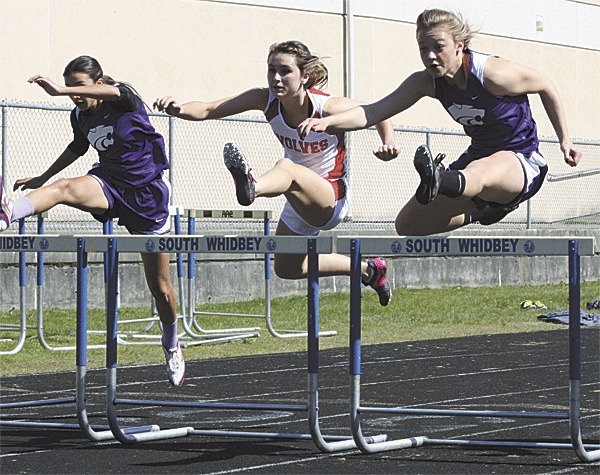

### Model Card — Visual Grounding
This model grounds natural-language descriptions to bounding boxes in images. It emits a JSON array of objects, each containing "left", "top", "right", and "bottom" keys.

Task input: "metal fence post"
[
  {"left": 168, "top": 115, "right": 175, "bottom": 205},
  {"left": 2, "top": 103, "right": 7, "bottom": 180}
]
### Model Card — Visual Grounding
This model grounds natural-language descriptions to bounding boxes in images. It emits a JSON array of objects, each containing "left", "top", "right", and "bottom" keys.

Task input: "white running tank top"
[{"left": 264, "top": 88, "right": 347, "bottom": 182}]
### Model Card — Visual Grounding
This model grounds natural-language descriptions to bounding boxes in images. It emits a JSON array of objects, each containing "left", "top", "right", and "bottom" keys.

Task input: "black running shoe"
[
  {"left": 223, "top": 143, "right": 256, "bottom": 206},
  {"left": 414, "top": 145, "right": 446, "bottom": 205}
]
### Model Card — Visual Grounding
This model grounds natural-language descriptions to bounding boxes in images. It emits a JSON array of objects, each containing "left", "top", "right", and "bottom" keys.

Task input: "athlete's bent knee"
[
  {"left": 274, "top": 157, "right": 294, "bottom": 169},
  {"left": 148, "top": 281, "right": 175, "bottom": 303}
]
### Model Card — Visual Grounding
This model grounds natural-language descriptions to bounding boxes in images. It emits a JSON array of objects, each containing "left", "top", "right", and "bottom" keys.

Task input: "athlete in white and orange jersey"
[
  {"left": 264, "top": 87, "right": 349, "bottom": 236},
  {"left": 155, "top": 40, "right": 398, "bottom": 306}
]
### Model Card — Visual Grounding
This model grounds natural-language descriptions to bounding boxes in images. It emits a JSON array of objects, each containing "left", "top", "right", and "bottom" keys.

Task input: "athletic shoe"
[
  {"left": 364, "top": 257, "right": 391, "bottom": 306},
  {"left": 520, "top": 300, "right": 547, "bottom": 310},
  {"left": 0, "top": 176, "right": 13, "bottom": 232},
  {"left": 586, "top": 300, "right": 599, "bottom": 310},
  {"left": 414, "top": 145, "right": 446, "bottom": 205},
  {"left": 223, "top": 143, "right": 256, "bottom": 206},
  {"left": 163, "top": 343, "right": 185, "bottom": 386}
]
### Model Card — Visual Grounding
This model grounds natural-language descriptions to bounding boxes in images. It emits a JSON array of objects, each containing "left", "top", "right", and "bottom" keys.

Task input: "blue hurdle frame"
[
  {"left": 344, "top": 236, "right": 599, "bottom": 462},
  {"left": 0, "top": 219, "right": 28, "bottom": 355},
  {"left": 0, "top": 235, "right": 155, "bottom": 441},
  {"left": 94, "top": 234, "right": 385, "bottom": 451},
  {"left": 186, "top": 209, "right": 337, "bottom": 339}
]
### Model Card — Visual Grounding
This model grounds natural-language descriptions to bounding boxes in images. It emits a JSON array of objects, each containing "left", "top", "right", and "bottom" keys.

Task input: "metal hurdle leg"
[
  {"left": 35, "top": 213, "right": 105, "bottom": 351},
  {"left": 348, "top": 238, "right": 427, "bottom": 453},
  {"left": 305, "top": 239, "right": 387, "bottom": 452},
  {"left": 113, "top": 208, "right": 257, "bottom": 346},
  {"left": 74, "top": 238, "right": 159, "bottom": 440},
  {"left": 0, "top": 219, "right": 28, "bottom": 355},
  {"left": 188, "top": 209, "right": 336, "bottom": 339},
  {"left": 345, "top": 236, "right": 599, "bottom": 460},
  {"left": 101, "top": 235, "right": 371, "bottom": 450},
  {"left": 0, "top": 236, "right": 154, "bottom": 440},
  {"left": 174, "top": 208, "right": 259, "bottom": 345},
  {"left": 102, "top": 219, "right": 161, "bottom": 344},
  {"left": 263, "top": 213, "right": 336, "bottom": 339},
  {"left": 187, "top": 209, "right": 264, "bottom": 337},
  {"left": 568, "top": 239, "right": 600, "bottom": 462}
]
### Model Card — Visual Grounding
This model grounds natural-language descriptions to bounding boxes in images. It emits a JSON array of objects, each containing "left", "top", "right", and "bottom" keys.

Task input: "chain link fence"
[{"left": 2, "top": 101, "right": 599, "bottom": 234}]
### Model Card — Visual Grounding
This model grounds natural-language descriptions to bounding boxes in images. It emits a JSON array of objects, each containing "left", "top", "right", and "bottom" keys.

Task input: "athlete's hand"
[
  {"left": 153, "top": 96, "right": 182, "bottom": 116},
  {"left": 28, "top": 75, "right": 65, "bottom": 96},
  {"left": 373, "top": 144, "right": 399, "bottom": 162},
  {"left": 561, "top": 141, "right": 582, "bottom": 167},
  {"left": 297, "top": 117, "right": 329, "bottom": 140},
  {"left": 14, "top": 176, "right": 47, "bottom": 191}
]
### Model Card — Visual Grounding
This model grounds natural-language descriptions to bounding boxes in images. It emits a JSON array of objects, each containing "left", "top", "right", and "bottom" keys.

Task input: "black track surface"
[{"left": 1, "top": 329, "right": 599, "bottom": 474}]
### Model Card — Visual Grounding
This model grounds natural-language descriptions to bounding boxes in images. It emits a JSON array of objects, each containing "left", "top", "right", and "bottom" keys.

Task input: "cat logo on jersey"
[
  {"left": 88, "top": 125, "right": 115, "bottom": 151},
  {"left": 447, "top": 103, "right": 485, "bottom": 126}
]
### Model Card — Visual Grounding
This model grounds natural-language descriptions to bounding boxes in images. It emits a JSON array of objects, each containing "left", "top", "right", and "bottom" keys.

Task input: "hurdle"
[
  {"left": 0, "top": 235, "right": 157, "bottom": 441},
  {"left": 30, "top": 213, "right": 106, "bottom": 351},
  {"left": 187, "top": 209, "right": 336, "bottom": 339},
  {"left": 339, "top": 235, "right": 600, "bottom": 462},
  {"left": 100, "top": 210, "right": 260, "bottom": 346},
  {"left": 91, "top": 234, "right": 385, "bottom": 451}
]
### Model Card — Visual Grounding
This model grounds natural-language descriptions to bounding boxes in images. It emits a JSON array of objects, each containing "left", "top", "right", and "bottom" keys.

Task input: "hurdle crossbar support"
[
  {"left": 187, "top": 209, "right": 336, "bottom": 339},
  {"left": 346, "top": 236, "right": 599, "bottom": 462},
  {"left": 101, "top": 235, "right": 375, "bottom": 451}
]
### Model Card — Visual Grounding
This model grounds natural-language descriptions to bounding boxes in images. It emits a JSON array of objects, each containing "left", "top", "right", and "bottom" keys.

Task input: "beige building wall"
[
  {"left": 0, "top": 1, "right": 597, "bottom": 225},
  {"left": 1, "top": 0, "right": 598, "bottom": 139}
]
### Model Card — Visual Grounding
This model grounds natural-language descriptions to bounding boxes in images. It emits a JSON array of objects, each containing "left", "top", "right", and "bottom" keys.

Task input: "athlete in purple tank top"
[
  {"left": 0, "top": 56, "right": 185, "bottom": 386},
  {"left": 298, "top": 8, "right": 582, "bottom": 234}
]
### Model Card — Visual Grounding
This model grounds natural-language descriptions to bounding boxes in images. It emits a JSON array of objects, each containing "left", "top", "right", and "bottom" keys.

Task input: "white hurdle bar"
[
  {"left": 339, "top": 235, "right": 599, "bottom": 462},
  {"left": 84, "top": 234, "right": 385, "bottom": 451},
  {"left": 186, "top": 209, "right": 336, "bottom": 339},
  {"left": 0, "top": 235, "right": 158, "bottom": 441}
]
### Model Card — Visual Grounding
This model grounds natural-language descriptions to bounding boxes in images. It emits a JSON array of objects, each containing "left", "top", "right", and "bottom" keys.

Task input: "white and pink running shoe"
[
  {"left": 0, "top": 177, "right": 14, "bottom": 232},
  {"left": 163, "top": 343, "right": 186, "bottom": 386}
]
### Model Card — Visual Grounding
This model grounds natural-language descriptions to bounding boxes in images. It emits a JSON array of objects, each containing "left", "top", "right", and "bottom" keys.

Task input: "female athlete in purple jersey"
[
  {"left": 0, "top": 56, "right": 185, "bottom": 386},
  {"left": 298, "top": 9, "right": 582, "bottom": 234}
]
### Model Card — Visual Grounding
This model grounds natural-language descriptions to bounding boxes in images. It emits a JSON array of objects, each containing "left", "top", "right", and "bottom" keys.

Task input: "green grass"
[{"left": 1, "top": 281, "right": 598, "bottom": 377}]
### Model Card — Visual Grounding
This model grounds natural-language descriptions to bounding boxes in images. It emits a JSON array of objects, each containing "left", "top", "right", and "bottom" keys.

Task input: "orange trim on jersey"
[
  {"left": 308, "top": 87, "right": 328, "bottom": 97},
  {"left": 329, "top": 178, "right": 346, "bottom": 201}
]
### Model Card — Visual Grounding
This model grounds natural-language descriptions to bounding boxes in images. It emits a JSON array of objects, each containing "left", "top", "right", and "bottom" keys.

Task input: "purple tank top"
[
  {"left": 70, "top": 85, "right": 168, "bottom": 188},
  {"left": 434, "top": 50, "right": 539, "bottom": 158}
]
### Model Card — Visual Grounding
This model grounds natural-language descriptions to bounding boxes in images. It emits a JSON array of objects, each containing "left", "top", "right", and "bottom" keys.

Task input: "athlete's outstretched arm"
[
  {"left": 14, "top": 148, "right": 80, "bottom": 191},
  {"left": 154, "top": 88, "right": 268, "bottom": 121},
  {"left": 483, "top": 57, "right": 581, "bottom": 167},
  {"left": 324, "top": 96, "right": 399, "bottom": 161},
  {"left": 28, "top": 75, "right": 121, "bottom": 101},
  {"left": 297, "top": 70, "right": 431, "bottom": 139}
]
